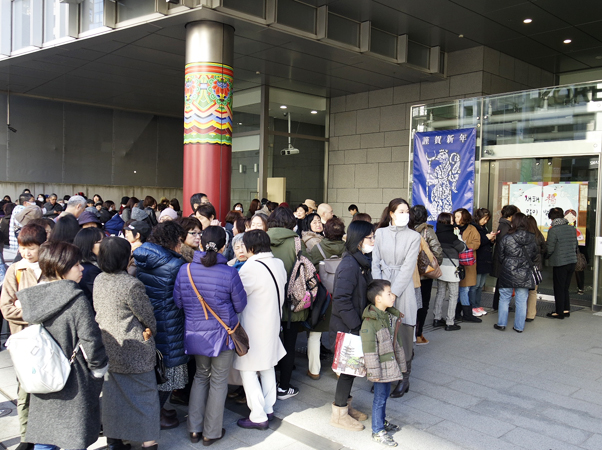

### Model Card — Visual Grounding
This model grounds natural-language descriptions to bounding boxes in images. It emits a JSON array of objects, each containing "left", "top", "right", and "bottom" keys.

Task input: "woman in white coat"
[
  {"left": 234, "top": 230, "right": 287, "bottom": 430},
  {"left": 373, "top": 198, "right": 421, "bottom": 398}
]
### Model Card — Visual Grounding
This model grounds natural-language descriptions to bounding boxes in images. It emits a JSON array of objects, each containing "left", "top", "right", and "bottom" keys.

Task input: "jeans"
[
  {"left": 458, "top": 286, "right": 470, "bottom": 306},
  {"left": 372, "top": 382, "right": 391, "bottom": 433},
  {"left": 468, "top": 273, "right": 488, "bottom": 307},
  {"left": 498, "top": 288, "right": 528, "bottom": 331},
  {"left": 553, "top": 263, "right": 576, "bottom": 316},
  {"left": 34, "top": 446, "right": 84, "bottom": 450}
]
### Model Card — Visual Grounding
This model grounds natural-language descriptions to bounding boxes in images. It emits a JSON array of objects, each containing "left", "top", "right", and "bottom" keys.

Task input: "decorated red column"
[{"left": 183, "top": 21, "right": 234, "bottom": 219}]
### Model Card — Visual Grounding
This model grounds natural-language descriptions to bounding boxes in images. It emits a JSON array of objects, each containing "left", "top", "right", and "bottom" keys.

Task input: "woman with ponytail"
[{"left": 174, "top": 226, "right": 247, "bottom": 445}]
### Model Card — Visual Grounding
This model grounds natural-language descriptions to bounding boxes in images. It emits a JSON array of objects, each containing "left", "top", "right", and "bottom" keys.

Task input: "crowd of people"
[{"left": 0, "top": 190, "right": 582, "bottom": 449}]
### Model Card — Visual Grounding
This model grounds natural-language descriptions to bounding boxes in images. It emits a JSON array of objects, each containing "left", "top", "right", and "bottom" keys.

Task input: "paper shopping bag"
[{"left": 331, "top": 332, "right": 366, "bottom": 377}]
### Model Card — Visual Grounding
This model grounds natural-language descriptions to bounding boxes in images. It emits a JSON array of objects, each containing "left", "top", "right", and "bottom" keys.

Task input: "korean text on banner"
[{"left": 413, "top": 128, "right": 476, "bottom": 225}]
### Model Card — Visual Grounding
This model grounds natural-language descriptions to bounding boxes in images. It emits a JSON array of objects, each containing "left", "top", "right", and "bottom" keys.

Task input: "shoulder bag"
[
  {"left": 419, "top": 231, "right": 442, "bottom": 279},
  {"left": 186, "top": 264, "right": 249, "bottom": 356},
  {"left": 516, "top": 239, "right": 543, "bottom": 285}
]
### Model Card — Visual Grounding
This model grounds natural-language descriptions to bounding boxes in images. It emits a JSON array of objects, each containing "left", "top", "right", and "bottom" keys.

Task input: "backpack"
[
  {"left": 315, "top": 242, "right": 342, "bottom": 294},
  {"left": 286, "top": 236, "right": 318, "bottom": 313},
  {"left": 6, "top": 324, "right": 79, "bottom": 394}
]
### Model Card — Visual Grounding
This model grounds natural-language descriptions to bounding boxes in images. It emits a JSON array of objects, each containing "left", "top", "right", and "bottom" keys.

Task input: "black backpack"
[{"left": 304, "top": 275, "right": 331, "bottom": 330}]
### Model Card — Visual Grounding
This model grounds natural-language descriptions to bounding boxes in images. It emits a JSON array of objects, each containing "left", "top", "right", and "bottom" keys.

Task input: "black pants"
[
  {"left": 493, "top": 278, "right": 500, "bottom": 310},
  {"left": 278, "top": 321, "right": 300, "bottom": 390},
  {"left": 334, "top": 373, "right": 355, "bottom": 407},
  {"left": 553, "top": 263, "right": 576, "bottom": 316},
  {"left": 575, "top": 270, "right": 584, "bottom": 291},
  {"left": 416, "top": 278, "right": 433, "bottom": 337}
]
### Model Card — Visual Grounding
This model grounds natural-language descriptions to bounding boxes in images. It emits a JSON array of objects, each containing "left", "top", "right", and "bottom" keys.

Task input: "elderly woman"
[
  {"left": 228, "top": 232, "right": 248, "bottom": 271},
  {"left": 18, "top": 242, "right": 108, "bottom": 450},
  {"left": 373, "top": 198, "right": 421, "bottom": 398},
  {"left": 301, "top": 212, "right": 324, "bottom": 251},
  {"left": 134, "top": 222, "right": 187, "bottom": 430},
  {"left": 234, "top": 230, "right": 287, "bottom": 430},
  {"left": 174, "top": 226, "right": 247, "bottom": 445},
  {"left": 94, "top": 237, "right": 160, "bottom": 450}
]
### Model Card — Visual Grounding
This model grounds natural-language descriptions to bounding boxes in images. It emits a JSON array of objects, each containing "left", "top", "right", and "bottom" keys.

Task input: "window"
[
  {"left": 80, "top": 0, "right": 104, "bottom": 32},
  {"left": 117, "top": 0, "right": 155, "bottom": 23},
  {"left": 44, "top": 0, "right": 69, "bottom": 43},
  {"left": 12, "top": 0, "right": 33, "bottom": 51}
]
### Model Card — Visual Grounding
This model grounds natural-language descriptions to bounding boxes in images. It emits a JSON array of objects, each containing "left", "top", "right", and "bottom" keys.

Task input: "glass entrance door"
[{"left": 483, "top": 156, "right": 599, "bottom": 304}]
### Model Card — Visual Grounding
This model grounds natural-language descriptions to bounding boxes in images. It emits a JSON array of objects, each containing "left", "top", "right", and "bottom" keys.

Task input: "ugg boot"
[
  {"left": 330, "top": 403, "right": 364, "bottom": 431},
  {"left": 347, "top": 396, "right": 368, "bottom": 421},
  {"left": 462, "top": 305, "right": 482, "bottom": 323}
]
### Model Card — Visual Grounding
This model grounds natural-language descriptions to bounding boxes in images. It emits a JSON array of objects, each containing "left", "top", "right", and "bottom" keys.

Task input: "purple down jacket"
[{"left": 174, "top": 251, "right": 247, "bottom": 357}]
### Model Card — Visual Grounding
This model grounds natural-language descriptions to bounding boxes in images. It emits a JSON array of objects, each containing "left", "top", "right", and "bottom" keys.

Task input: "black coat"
[
  {"left": 491, "top": 218, "right": 512, "bottom": 278},
  {"left": 436, "top": 223, "right": 465, "bottom": 260},
  {"left": 79, "top": 262, "right": 102, "bottom": 305},
  {"left": 328, "top": 251, "right": 372, "bottom": 350},
  {"left": 474, "top": 223, "right": 494, "bottom": 274},
  {"left": 498, "top": 230, "right": 538, "bottom": 290},
  {"left": 43, "top": 202, "right": 63, "bottom": 218}
]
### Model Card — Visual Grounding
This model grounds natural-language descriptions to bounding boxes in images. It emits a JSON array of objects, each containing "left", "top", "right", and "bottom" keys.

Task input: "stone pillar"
[{"left": 183, "top": 21, "right": 234, "bottom": 219}]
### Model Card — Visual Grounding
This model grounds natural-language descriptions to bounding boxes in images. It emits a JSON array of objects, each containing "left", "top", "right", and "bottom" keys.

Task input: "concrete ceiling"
[{"left": 0, "top": 0, "right": 601, "bottom": 117}]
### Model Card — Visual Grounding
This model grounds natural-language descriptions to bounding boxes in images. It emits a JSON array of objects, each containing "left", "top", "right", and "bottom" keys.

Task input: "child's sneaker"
[
  {"left": 384, "top": 419, "right": 400, "bottom": 432},
  {"left": 372, "top": 430, "right": 398, "bottom": 447}
]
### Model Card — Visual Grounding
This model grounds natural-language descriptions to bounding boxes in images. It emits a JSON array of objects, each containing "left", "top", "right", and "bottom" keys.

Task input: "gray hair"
[
  {"left": 67, "top": 195, "right": 87, "bottom": 208},
  {"left": 232, "top": 232, "right": 245, "bottom": 247}
]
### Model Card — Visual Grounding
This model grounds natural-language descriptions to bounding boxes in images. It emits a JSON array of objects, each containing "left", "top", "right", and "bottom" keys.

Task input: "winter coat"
[
  {"left": 79, "top": 261, "right": 101, "bottom": 305},
  {"left": 491, "top": 218, "right": 512, "bottom": 277},
  {"left": 0, "top": 260, "right": 42, "bottom": 334},
  {"left": 121, "top": 207, "right": 132, "bottom": 223},
  {"left": 302, "top": 230, "right": 323, "bottom": 252},
  {"left": 307, "top": 238, "right": 345, "bottom": 332},
  {"left": 535, "top": 232, "right": 547, "bottom": 271},
  {"left": 498, "top": 230, "right": 539, "bottom": 290},
  {"left": 43, "top": 202, "right": 63, "bottom": 218},
  {"left": 459, "top": 224, "right": 480, "bottom": 288},
  {"left": 131, "top": 206, "right": 156, "bottom": 229},
  {"left": 436, "top": 223, "right": 466, "bottom": 283},
  {"left": 145, "top": 207, "right": 158, "bottom": 227},
  {"left": 18, "top": 280, "right": 108, "bottom": 450},
  {"left": 93, "top": 272, "right": 157, "bottom": 374},
  {"left": 104, "top": 213, "right": 124, "bottom": 236},
  {"left": 372, "top": 225, "right": 421, "bottom": 326},
  {"left": 546, "top": 219, "right": 578, "bottom": 266},
  {"left": 474, "top": 222, "right": 494, "bottom": 275},
  {"left": 134, "top": 242, "right": 187, "bottom": 368},
  {"left": 98, "top": 207, "right": 113, "bottom": 224},
  {"left": 267, "top": 227, "right": 310, "bottom": 323},
  {"left": 415, "top": 223, "right": 443, "bottom": 264},
  {"left": 173, "top": 252, "right": 247, "bottom": 357},
  {"left": 179, "top": 243, "right": 198, "bottom": 264},
  {"left": 0, "top": 214, "right": 10, "bottom": 247},
  {"left": 234, "top": 252, "right": 287, "bottom": 371},
  {"left": 360, "top": 304, "right": 407, "bottom": 383},
  {"left": 329, "top": 251, "right": 372, "bottom": 350}
]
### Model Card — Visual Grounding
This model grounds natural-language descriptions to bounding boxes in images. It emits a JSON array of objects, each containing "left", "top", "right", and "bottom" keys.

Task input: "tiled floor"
[{"left": 2, "top": 294, "right": 602, "bottom": 449}]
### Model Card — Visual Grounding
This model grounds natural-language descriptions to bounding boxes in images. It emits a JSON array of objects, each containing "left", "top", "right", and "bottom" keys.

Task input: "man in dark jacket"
[
  {"left": 43, "top": 194, "right": 63, "bottom": 218},
  {"left": 491, "top": 205, "right": 517, "bottom": 310}
]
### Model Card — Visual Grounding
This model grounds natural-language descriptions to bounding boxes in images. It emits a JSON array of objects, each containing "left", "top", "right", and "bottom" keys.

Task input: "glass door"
[{"left": 484, "top": 156, "right": 598, "bottom": 304}]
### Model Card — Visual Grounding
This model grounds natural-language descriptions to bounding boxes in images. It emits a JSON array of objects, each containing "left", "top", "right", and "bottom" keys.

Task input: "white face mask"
[
  {"left": 394, "top": 212, "right": 410, "bottom": 227},
  {"left": 362, "top": 244, "right": 374, "bottom": 254},
  {"left": 235, "top": 206, "right": 242, "bottom": 212}
]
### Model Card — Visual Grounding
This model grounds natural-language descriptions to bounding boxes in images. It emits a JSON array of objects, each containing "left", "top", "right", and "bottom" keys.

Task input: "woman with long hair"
[
  {"left": 453, "top": 208, "right": 482, "bottom": 323},
  {"left": 246, "top": 199, "right": 260, "bottom": 219},
  {"left": 73, "top": 227, "right": 104, "bottom": 304},
  {"left": 469, "top": 208, "right": 496, "bottom": 316},
  {"left": 373, "top": 198, "right": 420, "bottom": 398},
  {"left": 174, "top": 226, "right": 247, "bottom": 444},
  {"left": 329, "top": 220, "right": 374, "bottom": 431},
  {"left": 495, "top": 212, "right": 539, "bottom": 332}
]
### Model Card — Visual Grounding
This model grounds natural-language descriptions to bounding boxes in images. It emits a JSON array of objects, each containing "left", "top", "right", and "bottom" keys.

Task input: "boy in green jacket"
[{"left": 361, "top": 280, "right": 406, "bottom": 447}]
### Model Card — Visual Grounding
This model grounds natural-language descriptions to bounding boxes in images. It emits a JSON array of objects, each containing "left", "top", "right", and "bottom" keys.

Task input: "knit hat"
[
  {"left": 78, "top": 210, "right": 102, "bottom": 226},
  {"left": 159, "top": 208, "right": 178, "bottom": 222},
  {"left": 128, "top": 221, "right": 151, "bottom": 241},
  {"left": 14, "top": 206, "right": 43, "bottom": 226}
]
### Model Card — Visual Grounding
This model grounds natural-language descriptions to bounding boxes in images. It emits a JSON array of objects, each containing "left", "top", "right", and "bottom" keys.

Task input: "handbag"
[
  {"left": 517, "top": 241, "right": 543, "bottom": 285},
  {"left": 417, "top": 250, "right": 435, "bottom": 276},
  {"left": 424, "top": 257, "right": 443, "bottom": 280},
  {"left": 458, "top": 248, "right": 476, "bottom": 266},
  {"left": 155, "top": 349, "right": 168, "bottom": 385},
  {"left": 441, "top": 248, "right": 465, "bottom": 281},
  {"left": 186, "top": 264, "right": 249, "bottom": 357},
  {"left": 419, "top": 230, "right": 442, "bottom": 279},
  {"left": 575, "top": 251, "right": 587, "bottom": 272}
]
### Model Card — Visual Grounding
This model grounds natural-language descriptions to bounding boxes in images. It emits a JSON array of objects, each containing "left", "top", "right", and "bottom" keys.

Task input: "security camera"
[{"left": 281, "top": 147, "right": 300, "bottom": 155}]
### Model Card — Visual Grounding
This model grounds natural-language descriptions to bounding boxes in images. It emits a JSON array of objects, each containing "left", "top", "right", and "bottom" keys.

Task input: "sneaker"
[
  {"left": 384, "top": 420, "right": 400, "bottom": 432},
  {"left": 432, "top": 319, "right": 446, "bottom": 327},
  {"left": 477, "top": 307, "right": 487, "bottom": 316},
  {"left": 372, "top": 430, "right": 398, "bottom": 447},
  {"left": 444, "top": 324, "right": 461, "bottom": 331},
  {"left": 277, "top": 385, "right": 299, "bottom": 400},
  {"left": 472, "top": 308, "right": 483, "bottom": 317},
  {"left": 415, "top": 335, "right": 429, "bottom": 345}
]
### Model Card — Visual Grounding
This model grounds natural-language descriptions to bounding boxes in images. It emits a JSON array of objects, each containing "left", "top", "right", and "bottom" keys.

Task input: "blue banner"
[{"left": 412, "top": 128, "right": 476, "bottom": 225}]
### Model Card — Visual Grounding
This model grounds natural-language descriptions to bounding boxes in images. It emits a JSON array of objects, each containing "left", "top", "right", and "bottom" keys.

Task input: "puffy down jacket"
[
  {"left": 497, "top": 230, "right": 539, "bottom": 290},
  {"left": 174, "top": 252, "right": 247, "bottom": 357},
  {"left": 134, "top": 242, "right": 187, "bottom": 368}
]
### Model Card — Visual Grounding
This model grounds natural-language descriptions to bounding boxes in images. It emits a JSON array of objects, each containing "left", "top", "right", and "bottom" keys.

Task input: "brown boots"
[{"left": 330, "top": 396, "right": 368, "bottom": 431}]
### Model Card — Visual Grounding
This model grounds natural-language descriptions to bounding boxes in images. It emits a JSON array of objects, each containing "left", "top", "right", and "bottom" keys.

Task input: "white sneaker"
[
  {"left": 478, "top": 307, "right": 487, "bottom": 316},
  {"left": 277, "top": 385, "right": 299, "bottom": 400},
  {"left": 472, "top": 308, "right": 484, "bottom": 317}
]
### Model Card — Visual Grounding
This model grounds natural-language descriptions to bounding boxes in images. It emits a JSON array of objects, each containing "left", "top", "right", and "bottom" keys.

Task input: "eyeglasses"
[{"left": 187, "top": 231, "right": 202, "bottom": 236}]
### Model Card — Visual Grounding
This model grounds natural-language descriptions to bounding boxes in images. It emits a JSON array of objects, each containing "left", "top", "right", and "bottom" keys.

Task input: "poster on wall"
[
  {"left": 502, "top": 181, "right": 587, "bottom": 245},
  {"left": 412, "top": 128, "right": 476, "bottom": 225}
]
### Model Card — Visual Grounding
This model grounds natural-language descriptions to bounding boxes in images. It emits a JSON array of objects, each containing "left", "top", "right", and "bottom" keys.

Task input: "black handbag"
[
  {"left": 517, "top": 240, "right": 542, "bottom": 286},
  {"left": 441, "top": 248, "right": 465, "bottom": 281},
  {"left": 155, "top": 349, "right": 168, "bottom": 385}
]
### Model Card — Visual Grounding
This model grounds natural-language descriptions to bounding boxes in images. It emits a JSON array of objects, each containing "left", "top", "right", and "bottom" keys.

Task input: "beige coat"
[
  {"left": 459, "top": 224, "right": 481, "bottom": 287},
  {"left": 0, "top": 260, "right": 42, "bottom": 334},
  {"left": 234, "top": 252, "right": 287, "bottom": 372}
]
